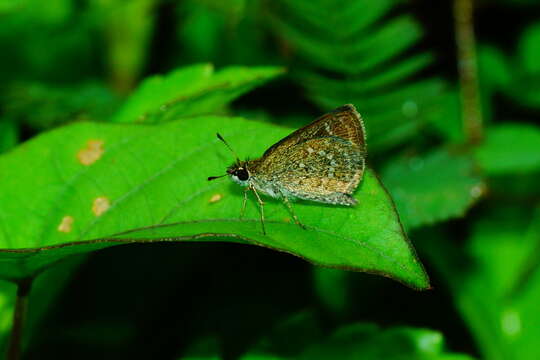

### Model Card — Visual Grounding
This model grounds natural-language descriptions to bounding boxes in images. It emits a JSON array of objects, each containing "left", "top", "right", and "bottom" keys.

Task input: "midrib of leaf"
[
  {"left": 2, "top": 218, "right": 405, "bottom": 274},
  {"left": 69, "top": 128, "right": 411, "bottom": 277},
  {"left": 0, "top": 116, "right": 428, "bottom": 288}
]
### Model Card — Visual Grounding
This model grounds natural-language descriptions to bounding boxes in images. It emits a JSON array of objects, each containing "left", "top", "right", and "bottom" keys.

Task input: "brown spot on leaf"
[
  {"left": 92, "top": 196, "right": 110, "bottom": 216},
  {"left": 58, "top": 216, "right": 74, "bottom": 233},
  {"left": 77, "top": 139, "right": 104, "bottom": 166},
  {"left": 209, "top": 193, "right": 223, "bottom": 203}
]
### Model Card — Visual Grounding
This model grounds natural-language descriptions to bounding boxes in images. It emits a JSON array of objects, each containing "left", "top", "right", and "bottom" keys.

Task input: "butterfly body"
[{"left": 214, "top": 104, "right": 367, "bottom": 233}]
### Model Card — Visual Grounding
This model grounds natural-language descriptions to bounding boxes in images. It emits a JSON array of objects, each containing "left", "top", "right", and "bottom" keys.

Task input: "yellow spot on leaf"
[
  {"left": 58, "top": 216, "right": 74, "bottom": 233},
  {"left": 283, "top": 217, "right": 291, "bottom": 223},
  {"left": 92, "top": 196, "right": 110, "bottom": 216},
  {"left": 209, "top": 193, "right": 223, "bottom": 203},
  {"left": 77, "top": 139, "right": 104, "bottom": 166}
]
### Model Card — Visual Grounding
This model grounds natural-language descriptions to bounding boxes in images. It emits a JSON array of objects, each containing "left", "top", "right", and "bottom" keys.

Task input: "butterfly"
[{"left": 208, "top": 104, "right": 367, "bottom": 234}]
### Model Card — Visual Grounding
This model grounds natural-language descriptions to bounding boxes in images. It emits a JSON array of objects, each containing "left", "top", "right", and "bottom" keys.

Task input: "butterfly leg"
[
  {"left": 239, "top": 186, "right": 249, "bottom": 219},
  {"left": 282, "top": 197, "right": 306, "bottom": 230},
  {"left": 250, "top": 185, "right": 266, "bottom": 235}
]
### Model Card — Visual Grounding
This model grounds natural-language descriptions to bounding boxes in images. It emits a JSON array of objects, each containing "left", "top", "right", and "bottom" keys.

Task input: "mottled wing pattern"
[
  {"left": 271, "top": 138, "right": 363, "bottom": 205},
  {"left": 261, "top": 104, "right": 366, "bottom": 161},
  {"left": 254, "top": 104, "right": 367, "bottom": 205}
]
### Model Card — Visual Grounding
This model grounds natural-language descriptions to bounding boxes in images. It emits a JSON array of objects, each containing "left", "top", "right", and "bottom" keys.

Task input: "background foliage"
[{"left": 0, "top": 0, "right": 539, "bottom": 359}]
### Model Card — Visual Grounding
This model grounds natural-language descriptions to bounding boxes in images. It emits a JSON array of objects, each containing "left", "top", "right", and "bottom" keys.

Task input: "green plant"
[{"left": 1, "top": 0, "right": 540, "bottom": 359}]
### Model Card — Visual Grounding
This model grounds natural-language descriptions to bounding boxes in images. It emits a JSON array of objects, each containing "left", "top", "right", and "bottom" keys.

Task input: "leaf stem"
[
  {"left": 454, "top": 0, "right": 483, "bottom": 144},
  {"left": 6, "top": 278, "right": 33, "bottom": 360}
]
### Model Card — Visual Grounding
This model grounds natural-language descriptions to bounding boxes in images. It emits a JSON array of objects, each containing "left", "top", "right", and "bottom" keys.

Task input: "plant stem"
[
  {"left": 7, "top": 278, "right": 33, "bottom": 360},
  {"left": 454, "top": 0, "right": 483, "bottom": 144}
]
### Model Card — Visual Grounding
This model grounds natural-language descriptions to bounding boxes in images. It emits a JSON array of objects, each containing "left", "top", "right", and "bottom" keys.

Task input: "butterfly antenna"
[
  {"left": 216, "top": 133, "right": 241, "bottom": 163},
  {"left": 207, "top": 174, "right": 227, "bottom": 181}
]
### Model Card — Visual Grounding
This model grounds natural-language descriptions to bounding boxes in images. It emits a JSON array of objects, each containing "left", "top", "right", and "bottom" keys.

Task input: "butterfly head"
[
  {"left": 207, "top": 133, "right": 252, "bottom": 185},
  {"left": 227, "top": 161, "right": 250, "bottom": 186}
]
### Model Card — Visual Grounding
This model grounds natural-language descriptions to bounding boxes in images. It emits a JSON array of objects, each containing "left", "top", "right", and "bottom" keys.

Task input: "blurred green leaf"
[
  {"left": 0, "top": 255, "right": 83, "bottom": 354},
  {"left": 519, "top": 23, "right": 540, "bottom": 75},
  {"left": 0, "top": 3, "right": 95, "bottom": 83},
  {"left": 313, "top": 268, "right": 348, "bottom": 316},
  {"left": 90, "top": 0, "right": 157, "bottom": 93},
  {"left": 177, "top": 0, "right": 273, "bottom": 67},
  {"left": 3, "top": 0, "right": 72, "bottom": 25},
  {"left": 0, "top": 120, "right": 18, "bottom": 153},
  {"left": 295, "top": 325, "right": 475, "bottom": 360},
  {"left": 243, "top": 320, "right": 475, "bottom": 360},
  {"left": 0, "top": 116, "right": 428, "bottom": 289},
  {"left": 485, "top": 24, "right": 540, "bottom": 108},
  {"left": 251, "top": 310, "right": 322, "bottom": 357},
  {"left": 2, "top": 82, "right": 119, "bottom": 130},
  {"left": 382, "top": 150, "right": 484, "bottom": 229},
  {"left": 422, "top": 208, "right": 540, "bottom": 360},
  {"left": 425, "top": 90, "right": 464, "bottom": 143},
  {"left": 269, "top": 0, "right": 456, "bottom": 151},
  {"left": 112, "top": 64, "right": 285, "bottom": 124},
  {"left": 478, "top": 46, "right": 512, "bottom": 91},
  {"left": 475, "top": 123, "right": 540, "bottom": 175},
  {"left": 0, "top": 280, "right": 16, "bottom": 354}
]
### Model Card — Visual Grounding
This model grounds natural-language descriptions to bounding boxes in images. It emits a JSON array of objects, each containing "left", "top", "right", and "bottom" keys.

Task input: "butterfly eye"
[{"left": 234, "top": 169, "right": 249, "bottom": 181}]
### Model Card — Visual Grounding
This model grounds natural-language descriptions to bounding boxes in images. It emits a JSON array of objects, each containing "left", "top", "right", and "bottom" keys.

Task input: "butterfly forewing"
[{"left": 262, "top": 104, "right": 366, "bottom": 160}]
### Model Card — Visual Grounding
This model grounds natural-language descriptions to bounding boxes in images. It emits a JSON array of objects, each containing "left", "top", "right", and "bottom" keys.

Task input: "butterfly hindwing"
[{"left": 265, "top": 137, "right": 364, "bottom": 205}]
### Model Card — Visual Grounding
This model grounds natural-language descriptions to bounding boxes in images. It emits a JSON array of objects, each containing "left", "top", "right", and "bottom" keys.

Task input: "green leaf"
[
  {"left": 313, "top": 267, "right": 348, "bottom": 316},
  {"left": 475, "top": 123, "right": 540, "bottom": 175},
  {"left": 422, "top": 207, "right": 540, "bottom": 360},
  {"left": 478, "top": 46, "right": 512, "bottom": 90},
  {"left": 0, "top": 116, "right": 428, "bottom": 289},
  {"left": 519, "top": 23, "right": 540, "bottom": 75},
  {"left": 183, "top": 312, "right": 475, "bottom": 360},
  {"left": 497, "top": 24, "right": 540, "bottom": 108},
  {"left": 90, "top": 0, "right": 157, "bottom": 93},
  {"left": 0, "top": 120, "right": 18, "bottom": 153},
  {"left": 382, "top": 150, "right": 484, "bottom": 229},
  {"left": 2, "top": 82, "right": 119, "bottom": 130},
  {"left": 0, "top": 280, "right": 16, "bottom": 354},
  {"left": 425, "top": 90, "right": 464, "bottom": 143},
  {"left": 112, "top": 64, "right": 285, "bottom": 124},
  {"left": 243, "top": 317, "right": 476, "bottom": 360},
  {"left": 295, "top": 325, "right": 475, "bottom": 360},
  {"left": 0, "top": 255, "right": 85, "bottom": 354}
]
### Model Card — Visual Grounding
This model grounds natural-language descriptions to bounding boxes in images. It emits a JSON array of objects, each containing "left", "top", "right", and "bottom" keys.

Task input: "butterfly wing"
[
  {"left": 262, "top": 104, "right": 366, "bottom": 161},
  {"left": 268, "top": 137, "right": 364, "bottom": 205},
  {"left": 253, "top": 104, "right": 366, "bottom": 205}
]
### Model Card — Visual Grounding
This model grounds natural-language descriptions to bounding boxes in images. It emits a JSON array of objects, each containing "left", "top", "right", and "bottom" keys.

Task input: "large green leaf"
[
  {"left": 0, "top": 116, "right": 428, "bottom": 289},
  {"left": 112, "top": 64, "right": 285, "bottom": 123},
  {"left": 382, "top": 150, "right": 484, "bottom": 229},
  {"left": 475, "top": 124, "right": 540, "bottom": 175}
]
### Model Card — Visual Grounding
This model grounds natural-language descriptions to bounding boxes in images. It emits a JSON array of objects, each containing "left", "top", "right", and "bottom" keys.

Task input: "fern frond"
[{"left": 269, "top": 0, "right": 456, "bottom": 150}]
